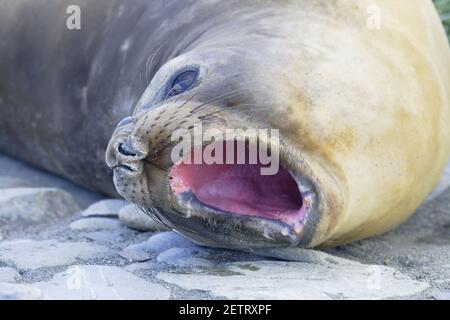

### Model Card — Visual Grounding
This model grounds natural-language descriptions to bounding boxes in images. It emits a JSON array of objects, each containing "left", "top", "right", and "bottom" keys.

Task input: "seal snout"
[
  {"left": 108, "top": 138, "right": 147, "bottom": 174},
  {"left": 107, "top": 107, "right": 320, "bottom": 248}
]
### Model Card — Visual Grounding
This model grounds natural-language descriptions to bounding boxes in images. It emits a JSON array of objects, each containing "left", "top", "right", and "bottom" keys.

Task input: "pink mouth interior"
[{"left": 169, "top": 144, "right": 306, "bottom": 227}]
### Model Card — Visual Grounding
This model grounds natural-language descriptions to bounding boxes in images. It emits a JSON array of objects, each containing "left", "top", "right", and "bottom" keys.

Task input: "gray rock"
[
  {"left": 0, "top": 267, "right": 22, "bottom": 283},
  {"left": 157, "top": 247, "right": 213, "bottom": 268},
  {"left": 119, "top": 205, "right": 167, "bottom": 232},
  {"left": 81, "top": 199, "right": 128, "bottom": 218},
  {"left": 0, "top": 154, "right": 101, "bottom": 207},
  {"left": 119, "top": 248, "right": 154, "bottom": 263},
  {"left": 0, "top": 188, "right": 82, "bottom": 227},
  {"left": 0, "top": 283, "right": 44, "bottom": 300},
  {"left": 69, "top": 218, "right": 122, "bottom": 232},
  {"left": 0, "top": 177, "right": 32, "bottom": 189},
  {"left": 120, "top": 232, "right": 195, "bottom": 262},
  {"left": 0, "top": 239, "right": 115, "bottom": 270},
  {"left": 251, "top": 247, "right": 354, "bottom": 264},
  {"left": 158, "top": 259, "right": 429, "bottom": 300},
  {"left": 36, "top": 265, "right": 170, "bottom": 300}
]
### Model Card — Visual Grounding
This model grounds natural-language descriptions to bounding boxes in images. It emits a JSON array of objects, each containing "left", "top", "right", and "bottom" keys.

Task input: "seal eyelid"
[{"left": 166, "top": 69, "right": 199, "bottom": 98}]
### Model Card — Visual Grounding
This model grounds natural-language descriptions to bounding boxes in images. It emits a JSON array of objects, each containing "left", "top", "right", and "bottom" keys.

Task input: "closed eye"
[{"left": 167, "top": 69, "right": 198, "bottom": 98}]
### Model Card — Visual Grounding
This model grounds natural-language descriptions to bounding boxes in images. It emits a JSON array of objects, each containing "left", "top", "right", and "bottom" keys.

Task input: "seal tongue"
[{"left": 170, "top": 143, "right": 305, "bottom": 226}]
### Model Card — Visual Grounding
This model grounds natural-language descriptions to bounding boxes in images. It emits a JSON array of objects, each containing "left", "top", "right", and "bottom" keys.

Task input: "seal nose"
[
  {"left": 118, "top": 142, "right": 137, "bottom": 157},
  {"left": 112, "top": 140, "right": 146, "bottom": 173}
]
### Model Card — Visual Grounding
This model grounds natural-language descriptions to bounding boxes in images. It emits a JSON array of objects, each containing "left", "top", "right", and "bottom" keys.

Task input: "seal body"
[
  {"left": 1, "top": 0, "right": 450, "bottom": 248},
  {"left": 0, "top": 0, "right": 214, "bottom": 195}
]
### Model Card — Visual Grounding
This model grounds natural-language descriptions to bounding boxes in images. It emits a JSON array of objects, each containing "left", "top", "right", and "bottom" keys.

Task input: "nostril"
[{"left": 118, "top": 142, "right": 137, "bottom": 157}]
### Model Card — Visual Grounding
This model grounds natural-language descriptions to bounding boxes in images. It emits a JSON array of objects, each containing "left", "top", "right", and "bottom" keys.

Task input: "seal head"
[
  {"left": 106, "top": 42, "right": 340, "bottom": 249},
  {"left": 107, "top": 0, "right": 450, "bottom": 249}
]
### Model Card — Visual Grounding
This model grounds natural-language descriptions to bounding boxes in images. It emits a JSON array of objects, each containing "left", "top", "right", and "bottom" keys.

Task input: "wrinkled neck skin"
[{"left": 108, "top": 0, "right": 450, "bottom": 249}]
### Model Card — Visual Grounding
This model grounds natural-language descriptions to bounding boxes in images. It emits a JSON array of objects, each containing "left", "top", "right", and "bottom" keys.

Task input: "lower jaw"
[
  {"left": 158, "top": 192, "right": 307, "bottom": 249},
  {"left": 164, "top": 179, "right": 315, "bottom": 249}
]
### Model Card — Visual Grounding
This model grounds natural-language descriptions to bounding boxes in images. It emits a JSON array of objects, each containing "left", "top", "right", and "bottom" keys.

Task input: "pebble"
[
  {"left": 120, "top": 232, "right": 196, "bottom": 262},
  {"left": 69, "top": 217, "right": 122, "bottom": 232},
  {"left": 0, "top": 188, "right": 82, "bottom": 227},
  {"left": 81, "top": 199, "right": 128, "bottom": 218},
  {"left": 0, "top": 267, "right": 22, "bottom": 283},
  {"left": 118, "top": 205, "right": 167, "bottom": 232},
  {"left": 0, "top": 239, "right": 115, "bottom": 270}
]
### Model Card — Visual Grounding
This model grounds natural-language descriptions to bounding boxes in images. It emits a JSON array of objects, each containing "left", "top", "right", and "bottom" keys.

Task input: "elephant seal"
[{"left": 1, "top": 0, "right": 450, "bottom": 249}]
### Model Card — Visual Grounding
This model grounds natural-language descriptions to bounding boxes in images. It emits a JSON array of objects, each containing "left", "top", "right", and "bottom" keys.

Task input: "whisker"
[
  {"left": 175, "top": 84, "right": 203, "bottom": 109},
  {"left": 145, "top": 41, "right": 168, "bottom": 85},
  {"left": 189, "top": 87, "right": 249, "bottom": 116},
  {"left": 197, "top": 103, "right": 258, "bottom": 119},
  {"left": 138, "top": 205, "right": 167, "bottom": 227},
  {"left": 133, "top": 79, "right": 204, "bottom": 128},
  {"left": 163, "top": 79, "right": 189, "bottom": 100}
]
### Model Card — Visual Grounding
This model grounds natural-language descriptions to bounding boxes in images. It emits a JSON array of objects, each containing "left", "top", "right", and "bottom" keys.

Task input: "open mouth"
[{"left": 169, "top": 142, "right": 309, "bottom": 231}]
